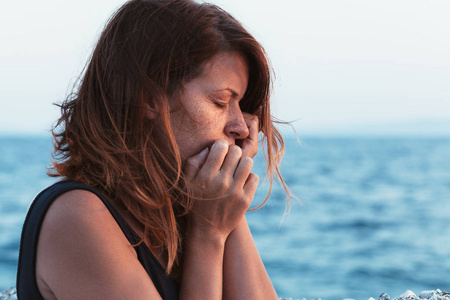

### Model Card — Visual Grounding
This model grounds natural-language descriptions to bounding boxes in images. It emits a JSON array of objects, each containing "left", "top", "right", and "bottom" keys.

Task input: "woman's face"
[{"left": 170, "top": 51, "right": 250, "bottom": 159}]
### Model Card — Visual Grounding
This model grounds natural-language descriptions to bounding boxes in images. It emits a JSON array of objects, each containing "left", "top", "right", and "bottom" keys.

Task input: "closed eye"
[
  {"left": 214, "top": 101, "right": 227, "bottom": 109},
  {"left": 208, "top": 91, "right": 232, "bottom": 109}
]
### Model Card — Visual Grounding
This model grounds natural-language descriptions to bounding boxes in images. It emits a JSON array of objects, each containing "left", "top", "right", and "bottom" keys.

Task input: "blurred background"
[{"left": 1, "top": 0, "right": 449, "bottom": 298}]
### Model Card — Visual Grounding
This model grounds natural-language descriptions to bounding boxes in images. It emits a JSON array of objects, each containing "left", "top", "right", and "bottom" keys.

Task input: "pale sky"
[{"left": 1, "top": 0, "right": 449, "bottom": 135}]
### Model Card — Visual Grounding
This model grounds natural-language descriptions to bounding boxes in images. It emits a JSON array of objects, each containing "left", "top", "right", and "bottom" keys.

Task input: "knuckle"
[
  {"left": 241, "top": 156, "right": 253, "bottom": 168},
  {"left": 217, "top": 179, "right": 230, "bottom": 193},
  {"left": 245, "top": 113, "right": 258, "bottom": 123},
  {"left": 252, "top": 173, "right": 259, "bottom": 183},
  {"left": 237, "top": 193, "right": 250, "bottom": 209},
  {"left": 223, "top": 180, "right": 231, "bottom": 190},
  {"left": 236, "top": 190, "right": 245, "bottom": 200},
  {"left": 196, "top": 169, "right": 209, "bottom": 183},
  {"left": 229, "top": 188, "right": 243, "bottom": 201},
  {"left": 229, "top": 145, "right": 242, "bottom": 157},
  {"left": 185, "top": 156, "right": 197, "bottom": 166},
  {"left": 185, "top": 160, "right": 201, "bottom": 174}
]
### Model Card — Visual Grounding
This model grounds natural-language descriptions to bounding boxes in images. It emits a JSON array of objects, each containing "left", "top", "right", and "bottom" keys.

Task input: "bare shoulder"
[
  {"left": 40, "top": 189, "right": 116, "bottom": 225},
  {"left": 36, "top": 189, "right": 162, "bottom": 300},
  {"left": 37, "top": 189, "right": 125, "bottom": 239}
]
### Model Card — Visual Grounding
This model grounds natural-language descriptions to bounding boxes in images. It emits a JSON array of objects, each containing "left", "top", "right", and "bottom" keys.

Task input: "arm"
[
  {"left": 223, "top": 112, "right": 278, "bottom": 299},
  {"left": 181, "top": 217, "right": 279, "bottom": 300},
  {"left": 223, "top": 218, "right": 278, "bottom": 300},
  {"left": 36, "top": 190, "right": 163, "bottom": 300},
  {"left": 180, "top": 139, "right": 258, "bottom": 299},
  {"left": 179, "top": 225, "right": 225, "bottom": 299}
]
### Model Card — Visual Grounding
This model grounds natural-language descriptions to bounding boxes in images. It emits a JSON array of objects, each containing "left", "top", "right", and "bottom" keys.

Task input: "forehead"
[{"left": 191, "top": 51, "right": 249, "bottom": 97}]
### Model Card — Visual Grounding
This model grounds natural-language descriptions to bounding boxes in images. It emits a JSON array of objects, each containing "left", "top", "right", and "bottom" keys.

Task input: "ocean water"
[{"left": 1, "top": 135, "right": 449, "bottom": 299}]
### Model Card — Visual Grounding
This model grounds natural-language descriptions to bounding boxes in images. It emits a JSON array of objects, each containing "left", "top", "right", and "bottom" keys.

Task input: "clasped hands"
[{"left": 184, "top": 113, "right": 260, "bottom": 243}]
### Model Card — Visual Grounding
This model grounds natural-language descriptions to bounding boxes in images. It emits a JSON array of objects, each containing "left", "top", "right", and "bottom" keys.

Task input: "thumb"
[{"left": 185, "top": 147, "right": 209, "bottom": 180}]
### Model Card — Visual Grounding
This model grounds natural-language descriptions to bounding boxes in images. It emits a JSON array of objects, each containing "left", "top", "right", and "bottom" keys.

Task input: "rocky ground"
[
  {"left": 280, "top": 289, "right": 450, "bottom": 300},
  {"left": 0, "top": 288, "right": 16, "bottom": 300},
  {"left": 1, "top": 288, "right": 449, "bottom": 299}
]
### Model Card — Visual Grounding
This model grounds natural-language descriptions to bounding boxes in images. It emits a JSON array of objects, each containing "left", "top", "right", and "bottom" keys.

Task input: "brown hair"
[{"left": 49, "top": 0, "right": 290, "bottom": 275}]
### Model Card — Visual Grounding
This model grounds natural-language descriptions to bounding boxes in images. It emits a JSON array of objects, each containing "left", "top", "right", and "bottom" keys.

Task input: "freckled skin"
[{"left": 170, "top": 51, "right": 250, "bottom": 159}]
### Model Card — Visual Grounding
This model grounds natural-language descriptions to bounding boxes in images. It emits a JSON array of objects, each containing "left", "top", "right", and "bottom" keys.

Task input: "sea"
[{"left": 1, "top": 134, "right": 449, "bottom": 299}]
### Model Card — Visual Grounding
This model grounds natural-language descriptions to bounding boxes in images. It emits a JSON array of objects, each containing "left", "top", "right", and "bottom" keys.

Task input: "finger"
[
  {"left": 185, "top": 147, "right": 209, "bottom": 180},
  {"left": 240, "top": 113, "right": 259, "bottom": 158},
  {"left": 198, "top": 139, "right": 229, "bottom": 176},
  {"left": 244, "top": 112, "right": 259, "bottom": 142},
  {"left": 243, "top": 173, "right": 259, "bottom": 200},
  {"left": 233, "top": 156, "right": 253, "bottom": 188},
  {"left": 220, "top": 145, "right": 242, "bottom": 176}
]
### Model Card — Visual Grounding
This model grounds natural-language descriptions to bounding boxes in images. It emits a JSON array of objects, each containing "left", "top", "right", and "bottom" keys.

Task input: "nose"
[{"left": 224, "top": 107, "right": 249, "bottom": 140}]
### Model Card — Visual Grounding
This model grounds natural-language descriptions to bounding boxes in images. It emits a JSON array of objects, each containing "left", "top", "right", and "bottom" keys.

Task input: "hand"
[
  {"left": 236, "top": 112, "right": 259, "bottom": 159},
  {"left": 184, "top": 139, "right": 259, "bottom": 243}
]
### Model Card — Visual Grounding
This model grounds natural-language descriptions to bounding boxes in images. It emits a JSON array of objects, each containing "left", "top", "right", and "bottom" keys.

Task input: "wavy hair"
[{"left": 49, "top": 0, "right": 291, "bottom": 276}]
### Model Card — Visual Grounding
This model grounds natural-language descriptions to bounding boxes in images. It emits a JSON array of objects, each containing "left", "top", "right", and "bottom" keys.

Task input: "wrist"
[
  {"left": 186, "top": 225, "right": 227, "bottom": 249},
  {"left": 226, "top": 217, "right": 251, "bottom": 243}
]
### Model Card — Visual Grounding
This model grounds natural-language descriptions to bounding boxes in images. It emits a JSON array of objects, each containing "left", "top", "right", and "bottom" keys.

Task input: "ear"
[
  {"left": 142, "top": 90, "right": 159, "bottom": 120},
  {"left": 146, "top": 103, "right": 159, "bottom": 119}
]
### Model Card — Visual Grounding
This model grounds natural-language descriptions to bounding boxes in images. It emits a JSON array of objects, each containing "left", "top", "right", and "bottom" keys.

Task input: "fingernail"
[
  {"left": 198, "top": 147, "right": 209, "bottom": 163},
  {"left": 216, "top": 139, "right": 228, "bottom": 149}
]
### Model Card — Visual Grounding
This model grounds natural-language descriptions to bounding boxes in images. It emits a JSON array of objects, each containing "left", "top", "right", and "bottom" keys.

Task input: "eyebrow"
[{"left": 215, "top": 88, "right": 242, "bottom": 100}]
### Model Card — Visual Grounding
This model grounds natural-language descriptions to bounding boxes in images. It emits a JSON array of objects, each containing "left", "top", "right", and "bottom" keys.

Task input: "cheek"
[
  {"left": 191, "top": 117, "right": 222, "bottom": 144},
  {"left": 172, "top": 118, "right": 209, "bottom": 157},
  {"left": 190, "top": 106, "right": 223, "bottom": 134},
  {"left": 183, "top": 119, "right": 227, "bottom": 158}
]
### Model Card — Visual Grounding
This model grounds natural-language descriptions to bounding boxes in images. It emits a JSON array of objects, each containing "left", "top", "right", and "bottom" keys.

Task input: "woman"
[{"left": 17, "top": 0, "right": 290, "bottom": 299}]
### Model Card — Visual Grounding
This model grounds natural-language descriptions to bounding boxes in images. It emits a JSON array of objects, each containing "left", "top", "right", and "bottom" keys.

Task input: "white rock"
[
  {"left": 399, "top": 290, "right": 418, "bottom": 300},
  {"left": 0, "top": 288, "right": 17, "bottom": 300},
  {"left": 420, "top": 291, "right": 438, "bottom": 299},
  {"left": 368, "top": 298, "right": 376, "bottom": 300},
  {"left": 379, "top": 293, "right": 391, "bottom": 300}
]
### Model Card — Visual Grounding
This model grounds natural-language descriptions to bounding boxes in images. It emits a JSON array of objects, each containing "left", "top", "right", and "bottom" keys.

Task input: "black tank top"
[{"left": 16, "top": 180, "right": 179, "bottom": 299}]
